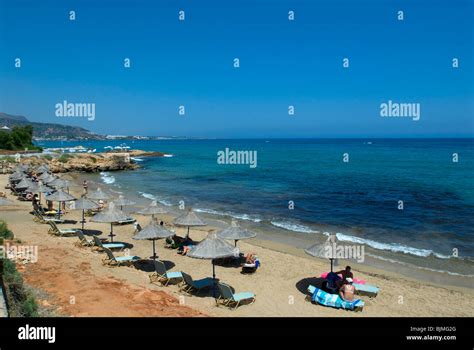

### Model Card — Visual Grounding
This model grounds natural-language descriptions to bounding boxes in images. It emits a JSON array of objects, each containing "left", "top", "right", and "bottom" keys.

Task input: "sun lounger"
[
  {"left": 179, "top": 272, "right": 214, "bottom": 295},
  {"left": 114, "top": 217, "right": 136, "bottom": 225},
  {"left": 101, "top": 247, "right": 140, "bottom": 267},
  {"left": 47, "top": 221, "right": 81, "bottom": 236},
  {"left": 149, "top": 260, "right": 183, "bottom": 286},
  {"left": 33, "top": 210, "right": 65, "bottom": 224},
  {"left": 92, "top": 235, "right": 125, "bottom": 251},
  {"left": 307, "top": 285, "right": 364, "bottom": 311},
  {"left": 217, "top": 282, "right": 256, "bottom": 310},
  {"left": 353, "top": 283, "right": 379, "bottom": 297},
  {"left": 75, "top": 230, "right": 94, "bottom": 247}
]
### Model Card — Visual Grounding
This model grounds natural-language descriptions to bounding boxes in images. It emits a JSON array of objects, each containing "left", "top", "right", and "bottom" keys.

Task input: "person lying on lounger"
[
  {"left": 245, "top": 252, "right": 257, "bottom": 264},
  {"left": 241, "top": 253, "right": 260, "bottom": 274},
  {"left": 339, "top": 278, "right": 356, "bottom": 301},
  {"left": 178, "top": 245, "right": 195, "bottom": 255}
]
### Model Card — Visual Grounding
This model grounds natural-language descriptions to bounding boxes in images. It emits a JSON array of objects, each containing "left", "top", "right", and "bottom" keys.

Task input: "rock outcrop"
[{"left": 0, "top": 150, "right": 165, "bottom": 174}]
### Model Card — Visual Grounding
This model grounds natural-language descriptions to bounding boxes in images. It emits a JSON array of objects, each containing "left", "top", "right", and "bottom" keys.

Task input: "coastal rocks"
[{"left": 0, "top": 150, "right": 164, "bottom": 174}]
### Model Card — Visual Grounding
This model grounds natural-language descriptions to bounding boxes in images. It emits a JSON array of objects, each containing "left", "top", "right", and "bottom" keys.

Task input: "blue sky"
[{"left": 0, "top": 0, "right": 473, "bottom": 138}]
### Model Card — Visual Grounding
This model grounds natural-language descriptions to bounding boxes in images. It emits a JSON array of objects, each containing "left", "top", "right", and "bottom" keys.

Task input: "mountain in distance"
[{"left": 0, "top": 112, "right": 104, "bottom": 140}]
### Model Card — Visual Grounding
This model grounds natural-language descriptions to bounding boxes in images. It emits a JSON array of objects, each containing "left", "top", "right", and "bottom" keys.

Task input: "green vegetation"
[
  {"left": 90, "top": 156, "right": 97, "bottom": 163},
  {"left": 58, "top": 154, "right": 72, "bottom": 163},
  {"left": 0, "top": 220, "right": 14, "bottom": 245},
  {"left": 0, "top": 220, "right": 39, "bottom": 317},
  {"left": 1, "top": 156, "right": 16, "bottom": 163},
  {"left": 0, "top": 125, "right": 42, "bottom": 151},
  {"left": 42, "top": 155, "right": 53, "bottom": 161}
]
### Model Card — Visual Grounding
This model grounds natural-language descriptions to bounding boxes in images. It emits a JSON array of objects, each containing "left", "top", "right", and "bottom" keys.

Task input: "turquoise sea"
[{"left": 37, "top": 138, "right": 474, "bottom": 279}]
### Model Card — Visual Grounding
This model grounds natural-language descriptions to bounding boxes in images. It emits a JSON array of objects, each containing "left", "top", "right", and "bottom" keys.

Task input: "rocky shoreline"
[{"left": 0, "top": 150, "right": 164, "bottom": 174}]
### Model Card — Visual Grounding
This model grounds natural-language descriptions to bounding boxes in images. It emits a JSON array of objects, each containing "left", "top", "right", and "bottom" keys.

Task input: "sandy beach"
[{"left": 1, "top": 173, "right": 473, "bottom": 317}]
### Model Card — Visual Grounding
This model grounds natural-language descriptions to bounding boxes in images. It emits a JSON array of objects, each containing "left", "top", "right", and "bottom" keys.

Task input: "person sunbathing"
[
  {"left": 339, "top": 278, "right": 356, "bottom": 301},
  {"left": 241, "top": 253, "right": 260, "bottom": 274},
  {"left": 245, "top": 252, "right": 257, "bottom": 264},
  {"left": 178, "top": 245, "right": 194, "bottom": 256}
]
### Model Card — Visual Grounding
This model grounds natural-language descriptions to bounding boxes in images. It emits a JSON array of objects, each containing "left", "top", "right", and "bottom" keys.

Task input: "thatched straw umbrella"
[
  {"left": 305, "top": 234, "right": 340, "bottom": 272},
  {"left": 187, "top": 232, "right": 236, "bottom": 298},
  {"left": 45, "top": 190, "right": 76, "bottom": 219},
  {"left": 173, "top": 209, "right": 206, "bottom": 239},
  {"left": 217, "top": 220, "right": 257, "bottom": 247},
  {"left": 133, "top": 218, "right": 174, "bottom": 260},
  {"left": 91, "top": 202, "right": 129, "bottom": 242}
]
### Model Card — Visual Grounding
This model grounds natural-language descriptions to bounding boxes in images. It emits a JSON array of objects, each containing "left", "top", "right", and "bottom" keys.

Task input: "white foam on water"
[
  {"left": 138, "top": 192, "right": 172, "bottom": 206},
  {"left": 194, "top": 208, "right": 262, "bottom": 222},
  {"left": 157, "top": 199, "right": 173, "bottom": 207},
  {"left": 100, "top": 172, "right": 116, "bottom": 185},
  {"left": 366, "top": 253, "right": 474, "bottom": 277},
  {"left": 268, "top": 220, "right": 453, "bottom": 260},
  {"left": 139, "top": 192, "right": 156, "bottom": 201},
  {"left": 163, "top": 154, "right": 174, "bottom": 158},
  {"left": 323, "top": 231, "right": 452, "bottom": 259},
  {"left": 270, "top": 221, "right": 319, "bottom": 234}
]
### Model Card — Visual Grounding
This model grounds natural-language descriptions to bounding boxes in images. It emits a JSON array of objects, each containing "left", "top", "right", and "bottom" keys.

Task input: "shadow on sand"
[{"left": 295, "top": 277, "right": 326, "bottom": 297}]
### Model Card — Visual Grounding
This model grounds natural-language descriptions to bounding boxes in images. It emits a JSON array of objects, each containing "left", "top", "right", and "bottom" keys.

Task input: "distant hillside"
[{"left": 0, "top": 112, "right": 104, "bottom": 140}]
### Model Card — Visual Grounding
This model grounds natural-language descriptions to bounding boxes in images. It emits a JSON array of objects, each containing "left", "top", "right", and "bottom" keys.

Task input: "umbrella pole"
[
  {"left": 81, "top": 209, "right": 85, "bottom": 231},
  {"left": 187, "top": 226, "right": 190, "bottom": 239},
  {"left": 57, "top": 202, "right": 61, "bottom": 220},
  {"left": 152, "top": 239, "right": 157, "bottom": 260},
  {"left": 109, "top": 223, "right": 114, "bottom": 242},
  {"left": 212, "top": 260, "right": 217, "bottom": 301},
  {"left": 330, "top": 258, "right": 334, "bottom": 273}
]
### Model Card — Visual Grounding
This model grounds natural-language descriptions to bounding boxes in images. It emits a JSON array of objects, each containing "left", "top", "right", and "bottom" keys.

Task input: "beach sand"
[{"left": 1, "top": 173, "right": 473, "bottom": 317}]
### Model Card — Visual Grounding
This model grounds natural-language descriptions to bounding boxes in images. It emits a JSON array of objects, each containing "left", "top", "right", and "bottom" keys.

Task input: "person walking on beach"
[
  {"left": 32, "top": 194, "right": 40, "bottom": 212},
  {"left": 82, "top": 180, "right": 88, "bottom": 197}
]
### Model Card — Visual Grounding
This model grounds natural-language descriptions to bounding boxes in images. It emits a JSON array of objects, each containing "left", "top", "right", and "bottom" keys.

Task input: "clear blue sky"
[{"left": 0, "top": 0, "right": 473, "bottom": 138}]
